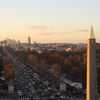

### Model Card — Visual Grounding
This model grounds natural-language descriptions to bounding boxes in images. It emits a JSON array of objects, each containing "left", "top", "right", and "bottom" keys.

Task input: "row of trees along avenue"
[{"left": 2, "top": 51, "right": 15, "bottom": 81}]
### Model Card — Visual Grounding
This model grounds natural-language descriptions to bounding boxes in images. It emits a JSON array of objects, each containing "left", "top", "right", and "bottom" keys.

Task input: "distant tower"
[
  {"left": 18, "top": 40, "right": 20, "bottom": 45},
  {"left": 28, "top": 37, "right": 31, "bottom": 44},
  {"left": 86, "top": 26, "right": 98, "bottom": 100}
]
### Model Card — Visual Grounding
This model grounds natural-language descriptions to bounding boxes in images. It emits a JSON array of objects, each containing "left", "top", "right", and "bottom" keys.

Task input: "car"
[
  {"left": 44, "top": 89, "right": 48, "bottom": 92},
  {"left": 49, "top": 95, "right": 55, "bottom": 99},
  {"left": 41, "top": 92, "right": 45, "bottom": 96},
  {"left": 34, "top": 73, "right": 38, "bottom": 76},
  {"left": 21, "top": 81, "right": 25, "bottom": 84},
  {"left": 17, "top": 79, "right": 20, "bottom": 83},
  {"left": 28, "top": 83, "right": 32, "bottom": 87},
  {"left": 17, "top": 90, "right": 21, "bottom": 94},
  {"left": 56, "top": 92, "right": 61, "bottom": 96},
  {"left": 82, "top": 91, "right": 86, "bottom": 98},
  {"left": 32, "top": 82, "right": 35, "bottom": 85},
  {"left": 26, "top": 75, "right": 29, "bottom": 78},
  {"left": 18, "top": 93, "right": 23, "bottom": 96},
  {"left": 29, "top": 93, "right": 33, "bottom": 97},
  {"left": 39, "top": 85, "right": 42, "bottom": 88},
  {"left": 47, "top": 87, "right": 51, "bottom": 91},
  {"left": 31, "top": 90, "right": 35, "bottom": 94},
  {"left": 60, "top": 95, "right": 66, "bottom": 99},
  {"left": 35, "top": 96, "right": 41, "bottom": 100},
  {"left": 37, "top": 89, "right": 43, "bottom": 93}
]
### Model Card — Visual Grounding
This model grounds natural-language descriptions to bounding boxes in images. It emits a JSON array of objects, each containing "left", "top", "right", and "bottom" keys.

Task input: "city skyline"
[{"left": 1, "top": 0, "right": 100, "bottom": 43}]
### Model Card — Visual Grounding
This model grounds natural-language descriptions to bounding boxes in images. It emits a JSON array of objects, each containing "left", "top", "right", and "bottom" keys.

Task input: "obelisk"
[{"left": 86, "top": 26, "right": 98, "bottom": 100}]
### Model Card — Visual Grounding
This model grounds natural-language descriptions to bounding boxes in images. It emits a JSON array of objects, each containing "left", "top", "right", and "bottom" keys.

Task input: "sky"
[{"left": 0, "top": 0, "right": 100, "bottom": 43}]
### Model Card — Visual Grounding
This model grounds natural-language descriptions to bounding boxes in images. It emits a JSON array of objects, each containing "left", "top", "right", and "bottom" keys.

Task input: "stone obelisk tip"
[{"left": 88, "top": 26, "right": 95, "bottom": 39}]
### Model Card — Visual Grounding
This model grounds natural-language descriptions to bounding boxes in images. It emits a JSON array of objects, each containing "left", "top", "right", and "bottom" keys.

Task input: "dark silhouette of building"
[{"left": 28, "top": 37, "right": 31, "bottom": 44}]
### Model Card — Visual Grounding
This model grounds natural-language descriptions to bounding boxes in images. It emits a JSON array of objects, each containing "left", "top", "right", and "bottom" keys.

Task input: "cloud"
[
  {"left": 36, "top": 26, "right": 47, "bottom": 31},
  {"left": 34, "top": 28, "right": 89, "bottom": 35},
  {"left": 61, "top": 29, "right": 89, "bottom": 34},
  {"left": 26, "top": 25, "right": 53, "bottom": 31},
  {"left": 36, "top": 31, "right": 55, "bottom": 35},
  {"left": 61, "top": 32, "right": 73, "bottom": 34},
  {"left": 13, "top": 22, "right": 22, "bottom": 25},
  {"left": 76, "top": 29, "right": 89, "bottom": 32}
]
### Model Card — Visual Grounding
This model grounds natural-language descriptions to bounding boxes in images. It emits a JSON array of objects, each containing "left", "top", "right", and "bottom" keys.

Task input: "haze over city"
[{"left": 0, "top": 0, "right": 100, "bottom": 43}]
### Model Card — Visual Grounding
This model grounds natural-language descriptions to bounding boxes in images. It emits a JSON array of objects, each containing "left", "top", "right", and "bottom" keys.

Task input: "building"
[
  {"left": 28, "top": 37, "right": 31, "bottom": 44},
  {"left": 56, "top": 46, "right": 68, "bottom": 51},
  {"left": 34, "top": 46, "right": 41, "bottom": 52},
  {"left": 65, "top": 47, "right": 73, "bottom": 52},
  {"left": 15, "top": 45, "right": 24, "bottom": 51}
]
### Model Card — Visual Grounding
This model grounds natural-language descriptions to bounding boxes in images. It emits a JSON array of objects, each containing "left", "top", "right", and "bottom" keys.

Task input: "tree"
[
  {"left": 4, "top": 64, "right": 15, "bottom": 81},
  {"left": 69, "top": 66, "right": 81, "bottom": 81},
  {"left": 3, "top": 57, "right": 10, "bottom": 65},
  {"left": 41, "top": 60, "right": 46, "bottom": 65},
  {"left": 52, "top": 63, "right": 61, "bottom": 75},
  {"left": 67, "top": 55, "right": 81, "bottom": 67},
  {"left": 83, "top": 53, "right": 87, "bottom": 63},
  {"left": 62, "top": 61, "right": 72, "bottom": 77},
  {"left": 28, "top": 54, "right": 37, "bottom": 65}
]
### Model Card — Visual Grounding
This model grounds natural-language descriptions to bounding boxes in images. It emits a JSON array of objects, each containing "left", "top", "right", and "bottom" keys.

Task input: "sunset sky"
[{"left": 0, "top": 0, "right": 100, "bottom": 43}]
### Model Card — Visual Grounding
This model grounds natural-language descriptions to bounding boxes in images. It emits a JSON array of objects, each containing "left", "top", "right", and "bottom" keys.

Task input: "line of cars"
[
  {"left": 14, "top": 77, "right": 36, "bottom": 98},
  {"left": 14, "top": 75, "right": 67, "bottom": 100}
]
